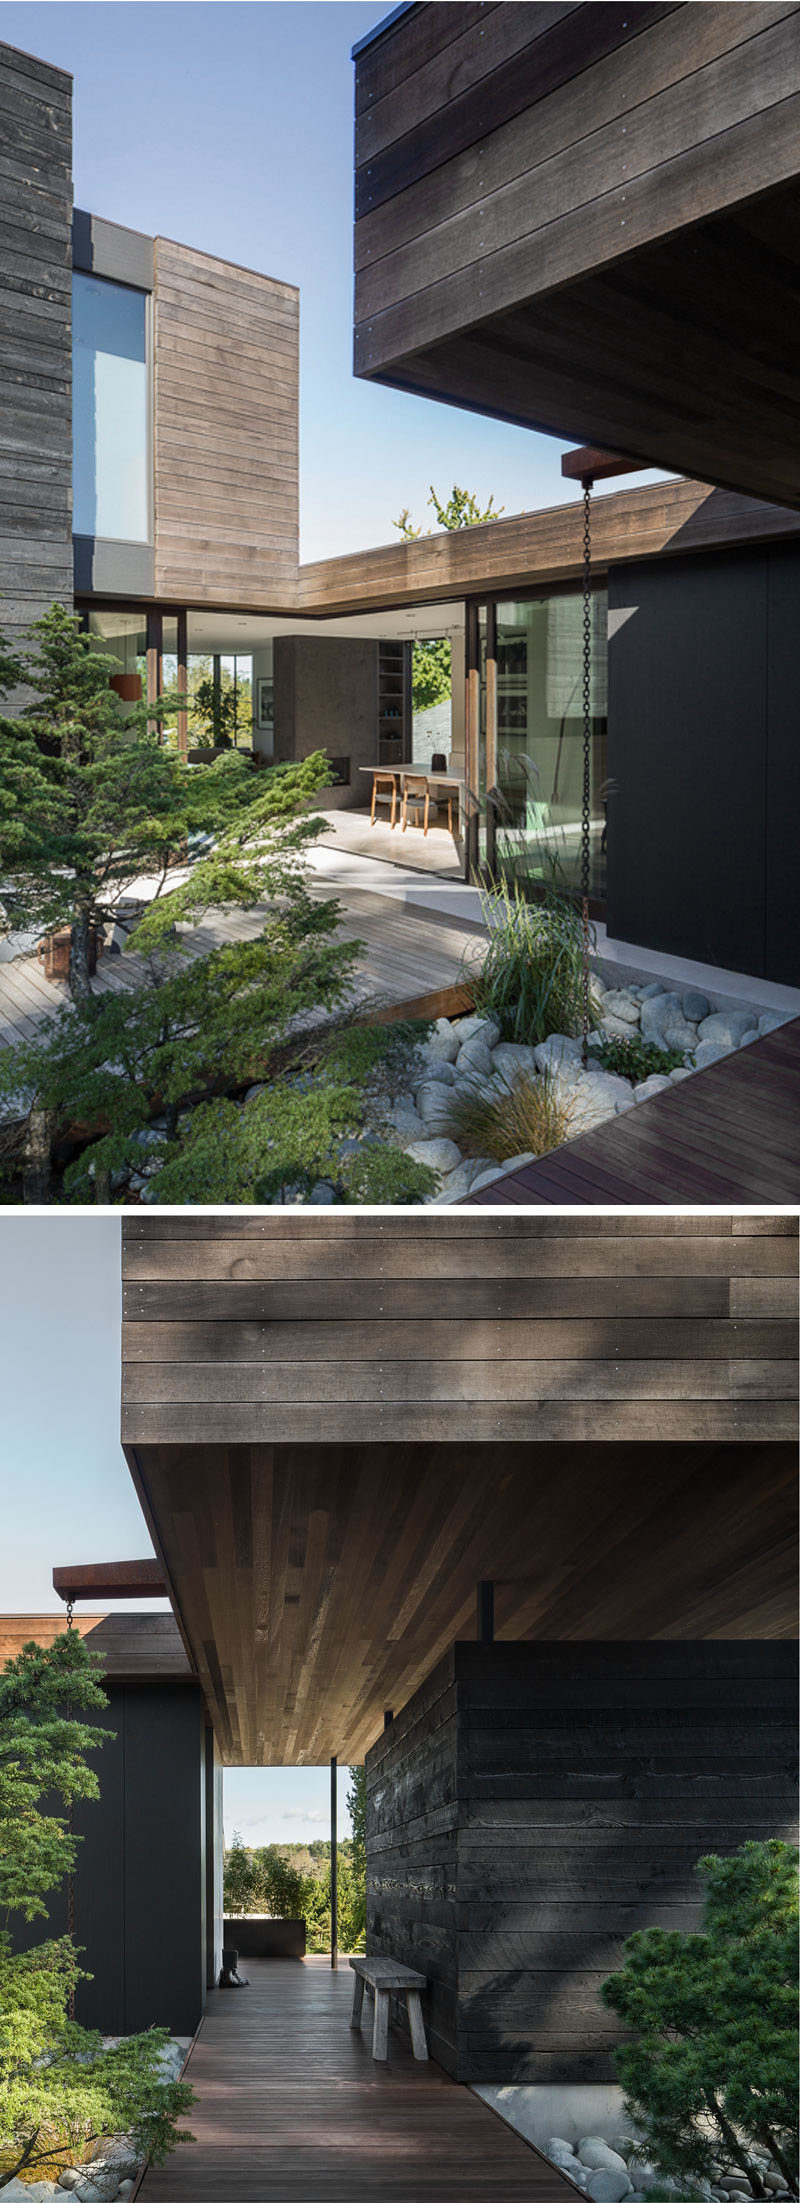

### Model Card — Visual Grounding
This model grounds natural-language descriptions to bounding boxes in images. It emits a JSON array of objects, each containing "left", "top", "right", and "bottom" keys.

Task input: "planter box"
[
  {"left": 37, "top": 924, "right": 103, "bottom": 983},
  {"left": 223, "top": 1914, "right": 306, "bottom": 1958}
]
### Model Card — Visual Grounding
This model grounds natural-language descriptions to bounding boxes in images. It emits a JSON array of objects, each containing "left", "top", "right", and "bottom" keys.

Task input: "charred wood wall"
[{"left": 365, "top": 1641, "right": 799, "bottom": 2083}]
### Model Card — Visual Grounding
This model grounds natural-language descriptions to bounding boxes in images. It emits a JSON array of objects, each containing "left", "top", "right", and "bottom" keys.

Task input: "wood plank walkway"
[
  {"left": 0, "top": 885, "right": 479, "bottom": 1054},
  {"left": 467, "top": 1018, "right": 800, "bottom": 1206},
  {"left": 140, "top": 1957, "right": 574, "bottom": 2203}
]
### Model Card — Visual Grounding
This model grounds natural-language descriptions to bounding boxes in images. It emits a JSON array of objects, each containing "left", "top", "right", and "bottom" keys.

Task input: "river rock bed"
[
  {"left": 1, "top": 2041, "right": 187, "bottom": 2203},
  {"left": 380, "top": 976, "right": 790, "bottom": 1203},
  {"left": 541, "top": 2131, "right": 797, "bottom": 2203}
]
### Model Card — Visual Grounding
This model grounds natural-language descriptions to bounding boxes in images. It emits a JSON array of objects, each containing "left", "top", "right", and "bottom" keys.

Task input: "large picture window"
[{"left": 72, "top": 272, "right": 149, "bottom": 542}]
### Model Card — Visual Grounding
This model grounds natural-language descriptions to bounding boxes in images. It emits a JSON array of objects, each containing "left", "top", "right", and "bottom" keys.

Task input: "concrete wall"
[
  {"left": 273, "top": 634, "right": 379, "bottom": 807},
  {"left": 0, "top": 39, "right": 74, "bottom": 661},
  {"left": 366, "top": 1641, "right": 798, "bottom": 2084}
]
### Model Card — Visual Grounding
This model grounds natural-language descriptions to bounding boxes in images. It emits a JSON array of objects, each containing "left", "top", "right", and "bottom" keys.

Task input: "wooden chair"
[
  {"left": 401, "top": 772, "right": 430, "bottom": 836},
  {"left": 370, "top": 771, "right": 398, "bottom": 828},
  {"left": 428, "top": 754, "right": 456, "bottom": 834}
]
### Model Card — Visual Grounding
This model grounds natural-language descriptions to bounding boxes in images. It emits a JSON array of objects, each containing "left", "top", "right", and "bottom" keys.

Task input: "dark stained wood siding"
[
  {"left": 352, "top": 4, "right": 800, "bottom": 508},
  {"left": 0, "top": 39, "right": 73, "bottom": 650},
  {"left": 153, "top": 238, "right": 298, "bottom": 606},
  {"left": 366, "top": 1641, "right": 799, "bottom": 2081},
  {"left": 121, "top": 1215, "right": 798, "bottom": 1449}
]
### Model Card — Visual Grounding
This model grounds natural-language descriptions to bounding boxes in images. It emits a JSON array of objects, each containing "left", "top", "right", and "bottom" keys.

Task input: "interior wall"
[
  {"left": 366, "top": 1641, "right": 799, "bottom": 2084},
  {"left": 273, "top": 634, "right": 379, "bottom": 806},
  {"left": 606, "top": 543, "right": 800, "bottom": 983}
]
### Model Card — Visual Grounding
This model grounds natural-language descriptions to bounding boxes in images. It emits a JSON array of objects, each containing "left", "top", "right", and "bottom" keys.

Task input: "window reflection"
[
  {"left": 482, "top": 591, "right": 608, "bottom": 903},
  {"left": 72, "top": 273, "right": 149, "bottom": 542}
]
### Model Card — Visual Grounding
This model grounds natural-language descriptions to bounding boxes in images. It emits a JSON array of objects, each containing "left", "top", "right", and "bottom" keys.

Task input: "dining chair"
[
  {"left": 371, "top": 771, "right": 398, "bottom": 827},
  {"left": 401, "top": 773, "right": 430, "bottom": 836}
]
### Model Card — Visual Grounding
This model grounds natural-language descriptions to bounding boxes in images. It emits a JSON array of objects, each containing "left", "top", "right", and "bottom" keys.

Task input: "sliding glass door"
[{"left": 478, "top": 588, "right": 608, "bottom": 906}]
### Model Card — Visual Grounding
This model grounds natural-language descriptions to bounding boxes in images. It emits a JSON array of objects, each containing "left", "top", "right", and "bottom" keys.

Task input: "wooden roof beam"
[
  {"left": 561, "top": 445, "right": 653, "bottom": 484},
  {"left": 52, "top": 1559, "right": 167, "bottom": 1602}
]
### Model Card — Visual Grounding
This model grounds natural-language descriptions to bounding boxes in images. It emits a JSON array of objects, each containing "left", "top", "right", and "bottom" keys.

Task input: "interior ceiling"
[
  {"left": 126, "top": 1438, "right": 798, "bottom": 1766},
  {"left": 185, "top": 600, "right": 465, "bottom": 652}
]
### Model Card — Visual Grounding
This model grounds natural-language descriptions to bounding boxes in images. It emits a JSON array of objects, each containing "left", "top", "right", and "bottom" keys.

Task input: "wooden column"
[
  {"left": 464, "top": 600, "right": 481, "bottom": 881},
  {"left": 146, "top": 609, "right": 162, "bottom": 736},
  {"left": 330, "top": 1756, "right": 338, "bottom": 1970},
  {"left": 484, "top": 599, "right": 497, "bottom": 878},
  {"left": 176, "top": 607, "right": 188, "bottom": 758}
]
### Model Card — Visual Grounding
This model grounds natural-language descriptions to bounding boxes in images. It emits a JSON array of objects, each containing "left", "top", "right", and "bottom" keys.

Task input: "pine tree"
[
  {"left": 0, "top": 1630, "right": 194, "bottom": 2189},
  {"left": 601, "top": 1841, "right": 799, "bottom": 2199}
]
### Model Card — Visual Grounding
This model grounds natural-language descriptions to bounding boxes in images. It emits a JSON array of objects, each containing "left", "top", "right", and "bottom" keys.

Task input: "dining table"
[{"left": 359, "top": 763, "right": 465, "bottom": 826}]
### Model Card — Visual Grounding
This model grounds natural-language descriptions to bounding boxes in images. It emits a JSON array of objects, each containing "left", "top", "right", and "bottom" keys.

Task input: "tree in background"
[
  {"left": 601, "top": 1841, "right": 798, "bottom": 2200},
  {"left": 0, "top": 1630, "right": 194, "bottom": 2190},
  {"left": 392, "top": 488, "right": 503, "bottom": 716}
]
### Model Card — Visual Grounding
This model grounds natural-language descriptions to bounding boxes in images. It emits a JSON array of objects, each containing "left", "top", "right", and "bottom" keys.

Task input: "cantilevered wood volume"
[{"left": 121, "top": 1214, "right": 798, "bottom": 1767}]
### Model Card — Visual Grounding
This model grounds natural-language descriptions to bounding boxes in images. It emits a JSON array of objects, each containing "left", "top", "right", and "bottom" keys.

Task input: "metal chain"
[
  {"left": 581, "top": 475, "right": 593, "bottom": 1070},
  {"left": 65, "top": 1595, "right": 75, "bottom": 2018}
]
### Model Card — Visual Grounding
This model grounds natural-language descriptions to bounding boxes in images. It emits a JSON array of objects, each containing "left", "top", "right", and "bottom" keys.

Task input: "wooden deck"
[
  {"left": 140, "top": 1957, "right": 575, "bottom": 2203},
  {"left": 0, "top": 885, "right": 479, "bottom": 1055},
  {"left": 467, "top": 1019, "right": 800, "bottom": 1206}
]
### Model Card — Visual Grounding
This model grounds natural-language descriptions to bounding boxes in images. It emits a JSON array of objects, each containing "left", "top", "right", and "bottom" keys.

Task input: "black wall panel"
[
  {"left": 13, "top": 1679, "right": 208, "bottom": 2038},
  {"left": 607, "top": 549, "right": 770, "bottom": 977},
  {"left": 765, "top": 551, "right": 800, "bottom": 985},
  {"left": 366, "top": 1642, "right": 799, "bottom": 2084}
]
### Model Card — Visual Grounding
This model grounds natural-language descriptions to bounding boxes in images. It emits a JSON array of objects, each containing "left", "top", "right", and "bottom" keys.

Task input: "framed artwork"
[{"left": 257, "top": 677, "right": 274, "bottom": 729}]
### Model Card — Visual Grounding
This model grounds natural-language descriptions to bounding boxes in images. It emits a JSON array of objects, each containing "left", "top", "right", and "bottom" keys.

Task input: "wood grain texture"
[
  {"left": 0, "top": 1611, "right": 193, "bottom": 1679},
  {"left": 0, "top": 38, "right": 73, "bottom": 651},
  {"left": 298, "top": 479, "right": 800, "bottom": 616},
  {"left": 138, "top": 1953, "right": 579, "bottom": 2201},
  {"left": 352, "top": 3, "right": 800, "bottom": 508},
  {"left": 122, "top": 1436, "right": 798, "bottom": 1763},
  {"left": 153, "top": 238, "right": 298, "bottom": 606},
  {"left": 466, "top": 1020, "right": 800, "bottom": 1205},
  {"left": 366, "top": 1641, "right": 799, "bottom": 2080}
]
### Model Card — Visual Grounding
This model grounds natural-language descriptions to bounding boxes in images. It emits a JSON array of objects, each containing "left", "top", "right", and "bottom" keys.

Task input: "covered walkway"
[{"left": 140, "top": 1957, "right": 576, "bottom": 2203}]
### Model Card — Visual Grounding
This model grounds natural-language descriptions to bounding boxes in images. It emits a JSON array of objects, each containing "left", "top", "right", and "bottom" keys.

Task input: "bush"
[
  {"left": 601, "top": 1840, "right": 799, "bottom": 2200},
  {"left": 446, "top": 1067, "right": 575, "bottom": 1163},
  {"left": 595, "top": 1033, "right": 685, "bottom": 1081},
  {"left": 469, "top": 879, "right": 598, "bottom": 1046}
]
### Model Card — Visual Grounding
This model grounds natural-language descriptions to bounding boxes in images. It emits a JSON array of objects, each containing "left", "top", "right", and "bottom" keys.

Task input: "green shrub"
[
  {"left": 601, "top": 1840, "right": 799, "bottom": 2200},
  {"left": 594, "top": 1033, "right": 685, "bottom": 1082},
  {"left": 339, "top": 1144, "right": 436, "bottom": 1204},
  {"left": 469, "top": 879, "right": 598, "bottom": 1046},
  {"left": 446, "top": 1067, "right": 575, "bottom": 1163}
]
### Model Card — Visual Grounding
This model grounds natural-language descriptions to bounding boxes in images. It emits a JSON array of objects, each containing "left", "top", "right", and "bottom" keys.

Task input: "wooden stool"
[{"left": 349, "top": 1956, "right": 428, "bottom": 2062}]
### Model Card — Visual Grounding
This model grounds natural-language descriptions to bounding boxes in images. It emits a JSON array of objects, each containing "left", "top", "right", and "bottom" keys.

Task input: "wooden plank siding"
[
  {"left": 297, "top": 478, "right": 800, "bottom": 615},
  {"left": 0, "top": 1611, "right": 194, "bottom": 1679},
  {"left": 0, "top": 38, "right": 73, "bottom": 650},
  {"left": 153, "top": 239, "right": 299, "bottom": 606},
  {"left": 352, "top": 3, "right": 800, "bottom": 509},
  {"left": 120, "top": 1217, "right": 798, "bottom": 1763},
  {"left": 365, "top": 1641, "right": 799, "bottom": 2082}
]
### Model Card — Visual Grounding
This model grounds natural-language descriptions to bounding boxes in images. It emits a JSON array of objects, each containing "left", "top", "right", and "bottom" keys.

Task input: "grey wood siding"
[
  {"left": 366, "top": 1641, "right": 799, "bottom": 2081},
  {"left": 607, "top": 542, "right": 800, "bottom": 987},
  {"left": 0, "top": 39, "right": 73, "bottom": 653},
  {"left": 153, "top": 237, "right": 299, "bottom": 607},
  {"left": 121, "top": 1215, "right": 798, "bottom": 1449}
]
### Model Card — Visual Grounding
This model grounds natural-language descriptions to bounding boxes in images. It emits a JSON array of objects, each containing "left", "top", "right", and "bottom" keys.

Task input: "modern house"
[
  {"left": 7, "top": 1215, "right": 798, "bottom": 2130},
  {"left": 2, "top": 16, "right": 800, "bottom": 988}
]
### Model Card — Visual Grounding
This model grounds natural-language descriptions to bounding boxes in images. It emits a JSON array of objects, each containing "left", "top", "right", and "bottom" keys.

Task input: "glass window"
[
  {"left": 73, "top": 272, "right": 149, "bottom": 542},
  {"left": 481, "top": 589, "right": 608, "bottom": 904}
]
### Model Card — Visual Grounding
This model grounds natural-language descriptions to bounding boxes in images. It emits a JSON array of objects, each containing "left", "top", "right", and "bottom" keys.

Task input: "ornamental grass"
[{"left": 446, "top": 1067, "right": 576, "bottom": 1164}]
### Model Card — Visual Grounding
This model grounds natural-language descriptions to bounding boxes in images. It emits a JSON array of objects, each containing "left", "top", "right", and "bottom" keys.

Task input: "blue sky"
[
  {"left": 0, "top": 0, "right": 642, "bottom": 559},
  {"left": 0, "top": 1215, "right": 353, "bottom": 1840}
]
